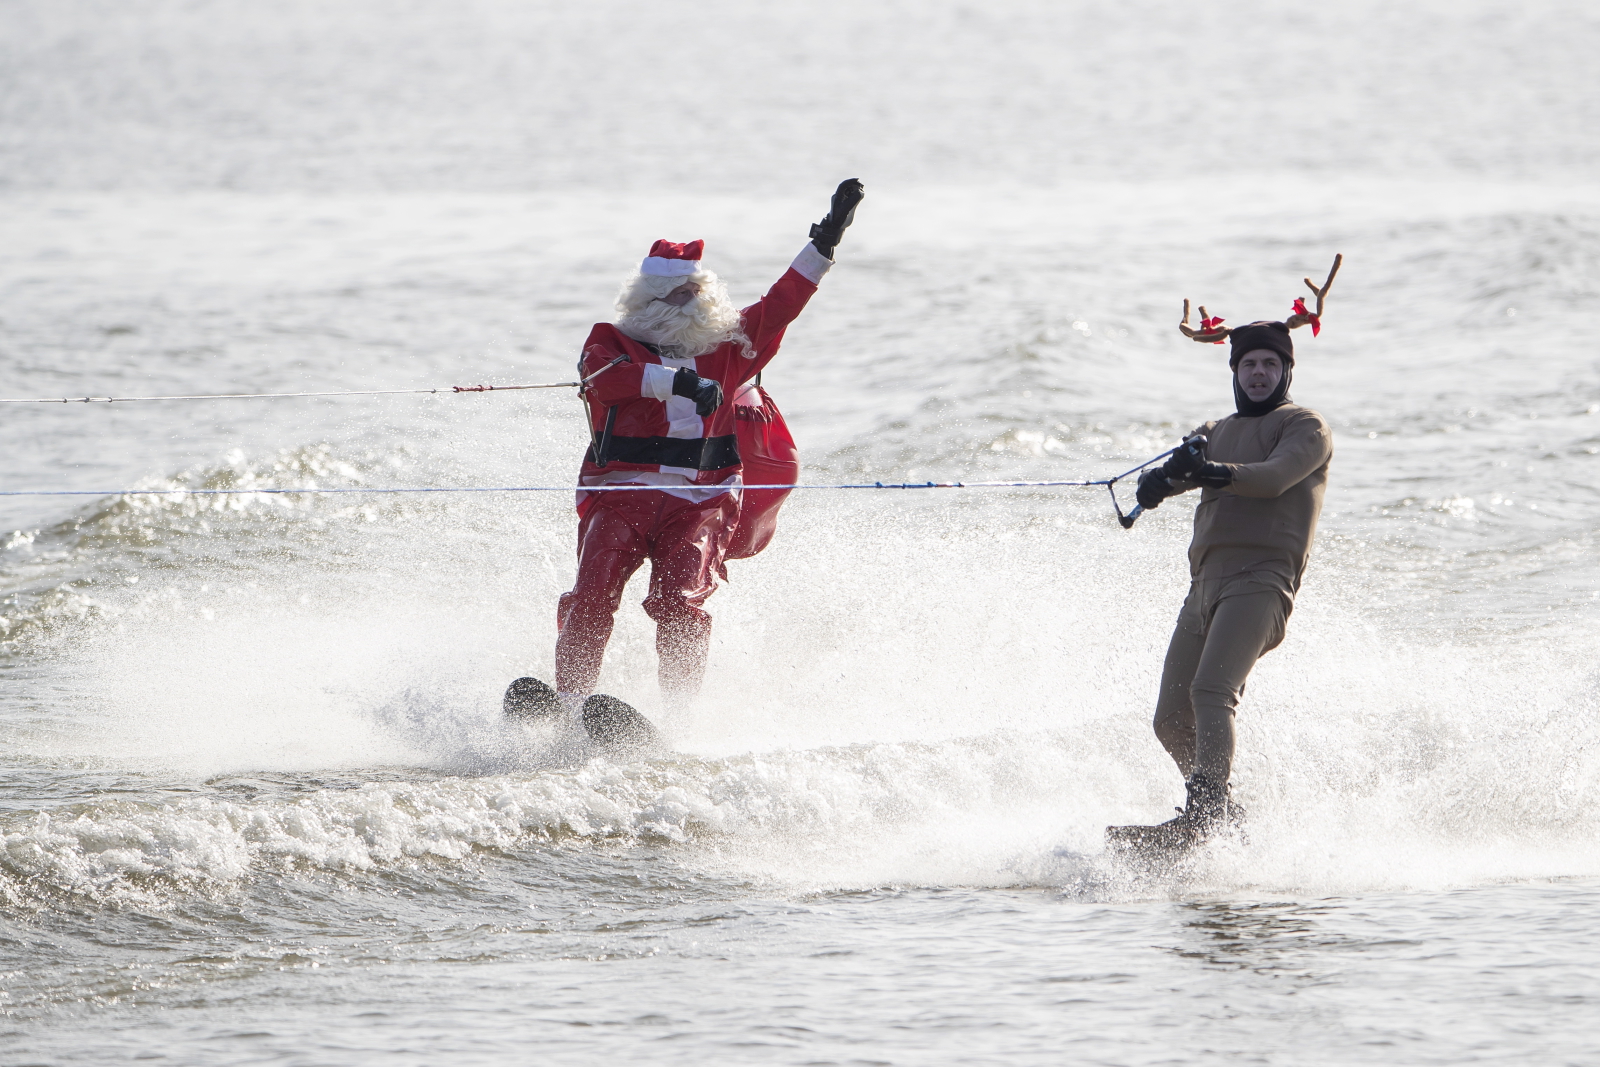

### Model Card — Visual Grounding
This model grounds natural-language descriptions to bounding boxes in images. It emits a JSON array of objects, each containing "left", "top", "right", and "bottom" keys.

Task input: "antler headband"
[{"left": 1179, "top": 254, "right": 1343, "bottom": 345}]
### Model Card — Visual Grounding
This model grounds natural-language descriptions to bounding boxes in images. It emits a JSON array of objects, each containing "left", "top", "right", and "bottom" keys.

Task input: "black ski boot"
[{"left": 1106, "top": 772, "right": 1232, "bottom": 854}]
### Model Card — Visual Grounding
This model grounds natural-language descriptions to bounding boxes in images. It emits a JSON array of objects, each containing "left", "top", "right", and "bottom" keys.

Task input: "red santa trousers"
[{"left": 555, "top": 488, "right": 739, "bottom": 698}]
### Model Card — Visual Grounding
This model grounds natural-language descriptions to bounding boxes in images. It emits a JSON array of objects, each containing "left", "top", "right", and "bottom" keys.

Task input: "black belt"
[{"left": 588, "top": 433, "right": 741, "bottom": 471}]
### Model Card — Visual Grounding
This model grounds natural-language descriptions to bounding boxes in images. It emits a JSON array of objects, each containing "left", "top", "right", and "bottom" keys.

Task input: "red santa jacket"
[{"left": 575, "top": 244, "right": 831, "bottom": 487}]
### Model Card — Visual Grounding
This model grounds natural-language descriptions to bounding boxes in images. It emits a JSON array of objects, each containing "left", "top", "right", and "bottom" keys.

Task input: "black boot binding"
[{"left": 1106, "top": 772, "right": 1236, "bottom": 853}]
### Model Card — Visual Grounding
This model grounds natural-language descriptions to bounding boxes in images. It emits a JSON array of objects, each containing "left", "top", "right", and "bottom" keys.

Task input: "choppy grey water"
[{"left": 4, "top": 2, "right": 1600, "bottom": 1064}]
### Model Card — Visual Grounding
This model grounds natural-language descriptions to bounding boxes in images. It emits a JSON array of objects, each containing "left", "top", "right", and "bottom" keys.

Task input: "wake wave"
[
  {"left": 2, "top": 738, "right": 1079, "bottom": 907},
  {"left": 6, "top": 700, "right": 1600, "bottom": 911}
]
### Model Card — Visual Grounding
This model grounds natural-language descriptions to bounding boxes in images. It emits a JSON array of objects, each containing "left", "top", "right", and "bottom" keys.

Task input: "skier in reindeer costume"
[
  {"left": 519, "top": 180, "right": 863, "bottom": 732},
  {"left": 1108, "top": 257, "right": 1341, "bottom": 852}
]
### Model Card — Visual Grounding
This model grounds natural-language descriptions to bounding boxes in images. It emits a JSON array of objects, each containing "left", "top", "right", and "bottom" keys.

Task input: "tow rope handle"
[
  {"left": 593, "top": 406, "right": 619, "bottom": 468},
  {"left": 577, "top": 355, "right": 630, "bottom": 469},
  {"left": 1111, "top": 483, "right": 1143, "bottom": 529},
  {"left": 1105, "top": 442, "right": 1184, "bottom": 529}
]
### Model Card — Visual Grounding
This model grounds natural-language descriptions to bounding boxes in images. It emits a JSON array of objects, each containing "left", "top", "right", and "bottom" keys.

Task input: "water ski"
[
  {"left": 580, "top": 693, "right": 664, "bottom": 755},
  {"left": 503, "top": 676, "right": 562, "bottom": 721},
  {"left": 502, "top": 677, "right": 664, "bottom": 756}
]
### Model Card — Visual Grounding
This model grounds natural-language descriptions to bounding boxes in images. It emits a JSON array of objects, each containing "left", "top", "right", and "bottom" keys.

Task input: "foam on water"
[
  {"left": 6, "top": 439, "right": 1600, "bottom": 910},
  {"left": 7, "top": 684, "right": 1600, "bottom": 913}
]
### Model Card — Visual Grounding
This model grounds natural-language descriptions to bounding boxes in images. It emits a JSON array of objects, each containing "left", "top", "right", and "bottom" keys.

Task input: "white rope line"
[
  {"left": 0, "top": 450, "right": 1176, "bottom": 499},
  {"left": 0, "top": 478, "right": 1116, "bottom": 498},
  {"left": 0, "top": 357, "right": 632, "bottom": 405},
  {"left": 0, "top": 452, "right": 1173, "bottom": 532},
  {"left": 0, "top": 382, "right": 581, "bottom": 404}
]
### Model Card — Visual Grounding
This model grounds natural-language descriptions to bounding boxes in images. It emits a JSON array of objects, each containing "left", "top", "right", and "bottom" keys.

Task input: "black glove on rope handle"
[
  {"left": 809, "top": 178, "right": 865, "bottom": 259},
  {"left": 672, "top": 367, "right": 724, "bottom": 417},
  {"left": 1106, "top": 440, "right": 1202, "bottom": 529},
  {"left": 1134, "top": 468, "right": 1176, "bottom": 512},
  {"left": 1161, "top": 433, "right": 1232, "bottom": 489}
]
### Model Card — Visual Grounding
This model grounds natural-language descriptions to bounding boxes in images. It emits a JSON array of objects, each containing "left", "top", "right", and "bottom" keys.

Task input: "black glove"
[
  {"left": 1135, "top": 468, "right": 1177, "bottom": 510},
  {"left": 671, "top": 367, "right": 723, "bottom": 417},
  {"left": 1162, "top": 434, "right": 1233, "bottom": 489},
  {"left": 1163, "top": 435, "right": 1207, "bottom": 480},
  {"left": 809, "top": 178, "right": 865, "bottom": 258}
]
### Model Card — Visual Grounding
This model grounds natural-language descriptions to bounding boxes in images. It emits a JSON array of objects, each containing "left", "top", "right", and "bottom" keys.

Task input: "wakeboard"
[
  {"left": 503, "top": 676, "right": 664, "bottom": 756},
  {"left": 1104, "top": 818, "right": 1196, "bottom": 856},
  {"left": 1104, "top": 801, "right": 1249, "bottom": 857}
]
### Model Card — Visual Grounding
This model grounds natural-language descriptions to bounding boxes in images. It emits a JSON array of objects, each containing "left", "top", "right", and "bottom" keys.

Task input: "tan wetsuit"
[{"left": 1153, "top": 403, "right": 1332, "bottom": 782}]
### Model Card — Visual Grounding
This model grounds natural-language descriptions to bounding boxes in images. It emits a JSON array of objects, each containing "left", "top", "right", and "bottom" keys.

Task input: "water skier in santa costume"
[
  {"left": 1108, "top": 258, "right": 1340, "bottom": 852},
  {"left": 504, "top": 180, "right": 864, "bottom": 740}
]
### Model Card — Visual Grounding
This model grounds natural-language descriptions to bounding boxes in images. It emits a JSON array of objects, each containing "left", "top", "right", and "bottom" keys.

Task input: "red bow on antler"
[
  {"left": 1200, "top": 314, "right": 1226, "bottom": 343},
  {"left": 1291, "top": 298, "right": 1321, "bottom": 336}
]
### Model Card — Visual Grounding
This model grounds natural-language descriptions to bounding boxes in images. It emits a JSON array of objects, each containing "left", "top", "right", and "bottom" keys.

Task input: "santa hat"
[{"left": 640, "top": 239, "right": 704, "bottom": 277}]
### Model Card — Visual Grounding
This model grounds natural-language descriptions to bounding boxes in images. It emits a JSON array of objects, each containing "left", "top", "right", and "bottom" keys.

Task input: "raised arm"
[{"left": 738, "top": 179, "right": 865, "bottom": 360}]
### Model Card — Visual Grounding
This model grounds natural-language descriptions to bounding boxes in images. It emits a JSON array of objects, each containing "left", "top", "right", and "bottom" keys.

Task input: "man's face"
[
  {"left": 1236, "top": 350, "right": 1284, "bottom": 402},
  {"left": 658, "top": 281, "right": 701, "bottom": 308}
]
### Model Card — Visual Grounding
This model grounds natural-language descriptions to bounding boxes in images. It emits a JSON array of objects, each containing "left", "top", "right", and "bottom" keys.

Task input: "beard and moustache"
[{"left": 613, "top": 270, "right": 752, "bottom": 359}]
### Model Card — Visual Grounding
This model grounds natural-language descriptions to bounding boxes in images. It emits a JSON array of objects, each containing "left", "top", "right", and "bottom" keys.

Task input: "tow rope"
[
  {"left": 0, "top": 448, "right": 1178, "bottom": 527},
  {"left": 0, "top": 360, "right": 633, "bottom": 405},
  {"left": 0, "top": 359, "right": 1174, "bottom": 526},
  {"left": 0, "top": 381, "right": 582, "bottom": 405}
]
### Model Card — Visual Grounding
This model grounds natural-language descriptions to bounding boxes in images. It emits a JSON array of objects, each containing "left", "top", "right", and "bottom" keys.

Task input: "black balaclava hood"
[{"left": 1228, "top": 321, "right": 1294, "bottom": 418}]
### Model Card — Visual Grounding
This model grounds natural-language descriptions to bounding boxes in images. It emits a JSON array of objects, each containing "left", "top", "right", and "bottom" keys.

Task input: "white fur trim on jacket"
[
  {"left": 640, "top": 363, "right": 677, "bottom": 400},
  {"left": 790, "top": 243, "right": 834, "bottom": 285}
]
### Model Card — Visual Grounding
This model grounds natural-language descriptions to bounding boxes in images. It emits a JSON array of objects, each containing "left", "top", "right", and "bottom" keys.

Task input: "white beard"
[{"left": 614, "top": 272, "right": 750, "bottom": 359}]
